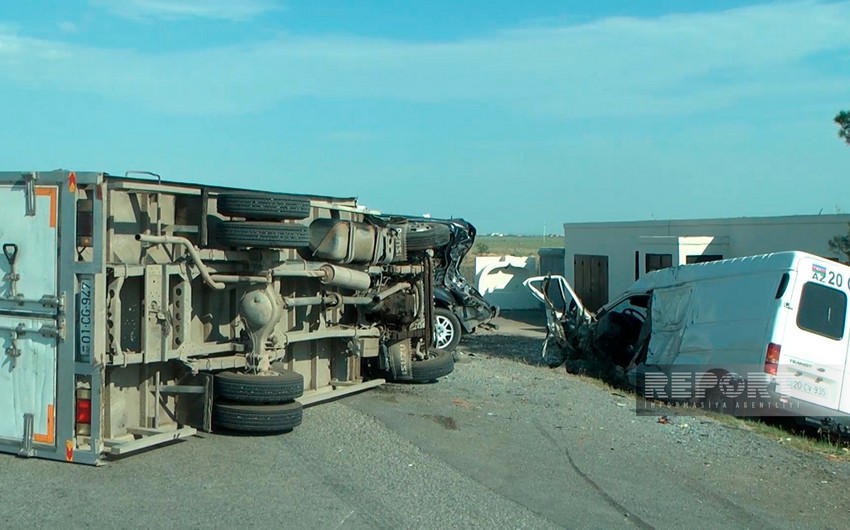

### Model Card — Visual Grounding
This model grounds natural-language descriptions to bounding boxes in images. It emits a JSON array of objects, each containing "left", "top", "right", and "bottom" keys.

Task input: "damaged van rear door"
[{"left": 772, "top": 256, "right": 850, "bottom": 415}]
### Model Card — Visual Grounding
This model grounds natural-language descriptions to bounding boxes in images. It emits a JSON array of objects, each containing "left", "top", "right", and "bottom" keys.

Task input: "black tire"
[
  {"left": 405, "top": 222, "right": 451, "bottom": 251},
  {"left": 701, "top": 374, "right": 742, "bottom": 416},
  {"left": 214, "top": 370, "right": 304, "bottom": 403},
  {"left": 213, "top": 401, "right": 303, "bottom": 433},
  {"left": 410, "top": 348, "right": 455, "bottom": 382},
  {"left": 216, "top": 221, "right": 309, "bottom": 249},
  {"left": 434, "top": 307, "right": 462, "bottom": 352},
  {"left": 218, "top": 193, "right": 311, "bottom": 221}
]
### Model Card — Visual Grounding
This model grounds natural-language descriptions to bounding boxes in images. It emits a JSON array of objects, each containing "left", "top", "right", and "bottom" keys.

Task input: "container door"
[
  {"left": 0, "top": 184, "right": 60, "bottom": 447},
  {"left": 776, "top": 257, "right": 849, "bottom": 413}
]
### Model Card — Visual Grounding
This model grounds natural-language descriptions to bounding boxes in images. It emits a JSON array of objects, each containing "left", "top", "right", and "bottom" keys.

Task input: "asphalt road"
[{"left": 2, "top": 313, "right": 850, "bottom": 529}]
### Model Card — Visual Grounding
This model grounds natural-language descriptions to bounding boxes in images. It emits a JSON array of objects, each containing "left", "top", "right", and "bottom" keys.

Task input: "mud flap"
[{"left": 385, "top": 339, "right": 413, "bottom": 381}]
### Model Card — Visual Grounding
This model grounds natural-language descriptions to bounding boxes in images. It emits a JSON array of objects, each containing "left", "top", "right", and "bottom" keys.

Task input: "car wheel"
[
  {"left": 213, "top": 401, "right": 303, "bottom": 433},
  {"left": 214, "top": 369, "right": 304, "bottom": 404},
  {"left": 216, "top": 221, "right": 309, "bottom": 249},
  {"left": 434, "top": 307, "right": 462, "bottom": 352},
  {"left": 405, "top": 222, "right": 451, "bottom": 251},
  {"left": 217, "top": 193, "right": 311, "bottom": 221}
]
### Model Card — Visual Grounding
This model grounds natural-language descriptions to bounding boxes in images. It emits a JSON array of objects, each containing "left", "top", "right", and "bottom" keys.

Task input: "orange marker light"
[{"left": 69, "top": 172, "right": 77, "bottom": 193}]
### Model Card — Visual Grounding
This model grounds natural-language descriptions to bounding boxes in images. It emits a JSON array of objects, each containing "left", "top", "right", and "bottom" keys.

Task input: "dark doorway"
[{"left": 574, "top": 254, "right": 609, "bottom": 311}]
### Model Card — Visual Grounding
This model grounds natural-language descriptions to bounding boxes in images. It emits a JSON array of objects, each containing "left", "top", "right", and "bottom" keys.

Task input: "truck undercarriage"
[{"left": 0, "top": 170, "right": 453, "bottom": 464}]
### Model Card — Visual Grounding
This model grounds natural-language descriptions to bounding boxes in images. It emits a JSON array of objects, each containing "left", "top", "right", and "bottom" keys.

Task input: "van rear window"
[{"left": 796, "top": 282, "right": 847, "bottom": 340}]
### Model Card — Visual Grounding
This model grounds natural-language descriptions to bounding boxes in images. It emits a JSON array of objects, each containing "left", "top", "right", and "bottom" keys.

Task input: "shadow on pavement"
[{"left": 460, "top": 310, "right": 554, "bottom": 366}]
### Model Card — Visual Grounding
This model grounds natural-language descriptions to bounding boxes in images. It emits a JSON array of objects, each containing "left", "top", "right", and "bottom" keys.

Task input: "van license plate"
[{"left": 790, "top": 380, "right": 828, "bottom": 399}]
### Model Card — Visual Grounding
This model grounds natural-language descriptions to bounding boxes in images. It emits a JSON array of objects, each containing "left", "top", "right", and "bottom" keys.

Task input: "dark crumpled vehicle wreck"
[{"left": 397, "top": 216, "right": 498, "bottom": 352}]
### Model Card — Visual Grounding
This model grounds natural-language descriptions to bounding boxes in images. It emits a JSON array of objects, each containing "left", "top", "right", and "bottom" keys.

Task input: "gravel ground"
[
  {"left": 348, "top": 312, "right": 850, "bottom": 529},
  {"left": 1, "top": 311, "right": 850, "bottom": 529}
]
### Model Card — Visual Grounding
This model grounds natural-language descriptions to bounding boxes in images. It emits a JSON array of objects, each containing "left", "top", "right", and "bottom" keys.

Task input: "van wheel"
[
  {"left": 434, "top": 307, "right": 462, "bottom": 352},
  {"left": 217, "top": 193, "right": 311, "bottom": 221},
  {"left": 216, "top": 221, "right": 309, "bottom": 249},
  {"left": 213, "top": 401, "right": 303, "bottom": 433},
  {"left": 700, "top": 372, "right": 741, "bottom": 415},
  {"left": 214, "top": 370, "right": 304, "bottom": 403},
  {"left": 405, "top": 222, "right": 451, "bottom": 251}
]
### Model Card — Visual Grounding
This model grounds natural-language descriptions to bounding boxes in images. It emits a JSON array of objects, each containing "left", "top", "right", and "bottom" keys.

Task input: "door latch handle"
[
  {"left": 3, "top": 243, "right": 20, "bottom": 299},
  {"left": 3, "top": 243, "right": 18, "bottom": 266}
]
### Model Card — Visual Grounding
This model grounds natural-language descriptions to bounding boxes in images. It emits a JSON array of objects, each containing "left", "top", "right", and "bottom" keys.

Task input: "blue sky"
[{"left": 1, "top": 1, "right": 849, "bottom": 234}]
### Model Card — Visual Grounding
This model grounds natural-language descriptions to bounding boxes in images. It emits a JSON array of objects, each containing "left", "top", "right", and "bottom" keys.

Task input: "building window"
[
  {"left": 686, "top": 254, "right": 723, "bottom": 264},
  {"left": 797, "top": 282, "right": 846, "bottom": 340},
  {"left": 645, "top": 253, "right": 672, "bottom": 273}
]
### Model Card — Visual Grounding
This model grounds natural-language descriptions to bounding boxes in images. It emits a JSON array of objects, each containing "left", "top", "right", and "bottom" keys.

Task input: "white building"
[{"left": 562, "top": 214, "right": 850, "bottom": 311}]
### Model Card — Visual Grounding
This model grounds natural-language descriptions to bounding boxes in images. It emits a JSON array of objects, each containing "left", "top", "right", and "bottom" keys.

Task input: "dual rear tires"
[{"left": 212, "top": 366, "right": 305, "bottom": 434}]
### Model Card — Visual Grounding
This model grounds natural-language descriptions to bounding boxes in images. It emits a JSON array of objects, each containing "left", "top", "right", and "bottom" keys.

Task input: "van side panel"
[{"left": 662, "top": 271, "right": 783, "bottom": 370}]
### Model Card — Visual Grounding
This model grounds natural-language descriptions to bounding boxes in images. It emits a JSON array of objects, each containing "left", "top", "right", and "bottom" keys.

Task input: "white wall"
[
  {"left": 563, "top": 214, "right": 850, "bottom": 303},
  {"left": 475, "top": 255, "right": 540, "bottom": 310}
]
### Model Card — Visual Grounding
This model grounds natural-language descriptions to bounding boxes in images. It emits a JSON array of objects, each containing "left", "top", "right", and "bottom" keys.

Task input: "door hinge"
[
  {"left": 23, "top": 172, "right": 38, "bottom": 217},
  {"left": 19, "top": 413, "right": 34, "bottom": 457}
]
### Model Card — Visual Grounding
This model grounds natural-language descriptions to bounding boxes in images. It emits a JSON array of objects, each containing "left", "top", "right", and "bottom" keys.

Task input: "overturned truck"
[{"left": 0, "top": 170, "right": 453, "bottom": 464}]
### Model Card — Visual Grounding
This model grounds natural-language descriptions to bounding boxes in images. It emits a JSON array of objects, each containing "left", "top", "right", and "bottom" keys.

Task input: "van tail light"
[
  {"left": 764, "top": 342, "right": 781, "bottom": 375},
  {"left": 76, "top": 388, "right": 92, "bottom": 436}
]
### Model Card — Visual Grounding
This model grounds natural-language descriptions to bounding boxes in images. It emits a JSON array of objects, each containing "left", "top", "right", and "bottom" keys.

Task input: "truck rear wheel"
[
  {"left": 213, "top": 401, "right": 303, "bottom": 433},
  {"left": 217, "top": 193, "right": 311, "bottom": 221},
  {"left": 214, "top": 370, "right": 304, "bottom": 403},
  {"left": 216, "top": 221, "right": 309, "bottom": 249}
]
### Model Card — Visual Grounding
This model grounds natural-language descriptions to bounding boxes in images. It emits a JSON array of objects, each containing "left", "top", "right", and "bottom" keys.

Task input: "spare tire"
[
  {"left": 218, "top": 193, "right": 311, "bottom": 221},
  {"left": 213, "top": 401, "right": 303, "bottom": 433},
  {"left": 405, "top": 222, "right": 451, "bottom": 251},
  {"left": 216, "top": 221, "right": 309, "bottom": 249},
  {"left": 214, "top": 370, "right": 304, "bottom": 403}
]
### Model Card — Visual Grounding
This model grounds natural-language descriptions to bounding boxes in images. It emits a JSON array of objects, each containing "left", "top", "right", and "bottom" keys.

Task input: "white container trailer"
[{"left": 0, "top": 170, "right": 453, "bottom": 464}]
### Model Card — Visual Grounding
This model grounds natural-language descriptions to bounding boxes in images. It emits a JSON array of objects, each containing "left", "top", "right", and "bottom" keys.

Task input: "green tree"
[
  {"left": 837, "top": 110, "right": 850, "bottom": 145},
  {"left": 829, "top": 227, "right": 850, "bottom": 263},
  {"left": 828, "top": 111, "right": 850, "bottom": 262}
]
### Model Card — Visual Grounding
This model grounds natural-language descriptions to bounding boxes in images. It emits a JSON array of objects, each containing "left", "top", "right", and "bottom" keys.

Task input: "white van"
[{"left": 525, "top": 251, "right": 850, "bottom": 430}]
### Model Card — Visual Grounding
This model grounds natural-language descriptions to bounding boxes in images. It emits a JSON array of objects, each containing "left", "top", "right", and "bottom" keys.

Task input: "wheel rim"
[{"left": 435, "top": 314, "right": 455, "bottom": 349}]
